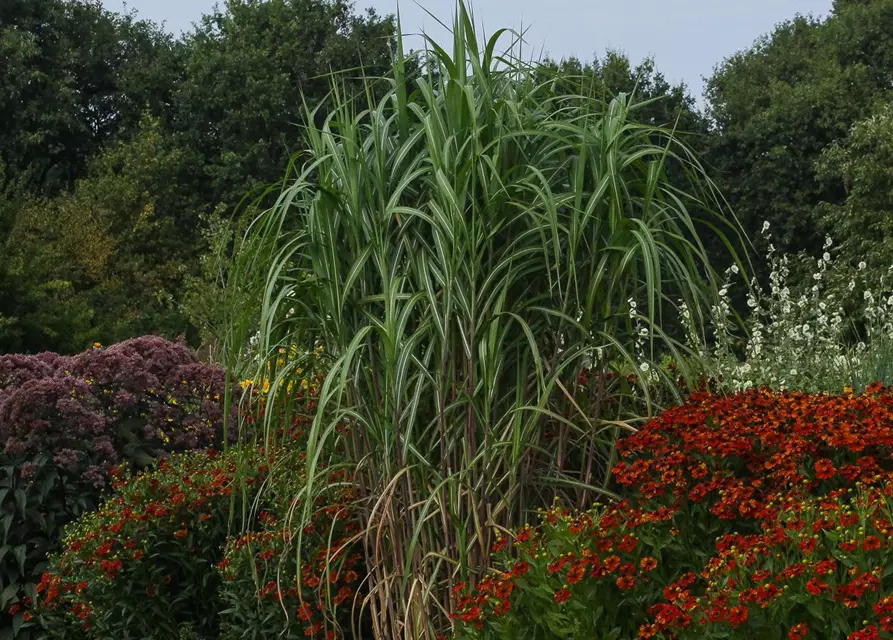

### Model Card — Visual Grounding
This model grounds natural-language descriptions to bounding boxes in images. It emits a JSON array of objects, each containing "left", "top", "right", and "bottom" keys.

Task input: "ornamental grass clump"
[{"left": 234, "top": 2, "right": 738, "bottom": 636}]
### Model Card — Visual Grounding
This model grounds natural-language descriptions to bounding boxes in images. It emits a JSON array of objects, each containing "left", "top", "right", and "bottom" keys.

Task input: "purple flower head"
[
  {"left": 53, "top": 448, "right": 83, "bottom": 471},
  {"left": 81, "top": 465, "right": 106, "bottom": 489},
  {"left": 0, "top": 354, "right": 56, "bottom": 393}
]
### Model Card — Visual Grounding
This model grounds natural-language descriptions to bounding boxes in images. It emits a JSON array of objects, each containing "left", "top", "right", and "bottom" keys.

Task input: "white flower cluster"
[
  {"left": 628, "top": 297, "right": 658, "bottom": 382},
  {"left": 690, "top": 224, "right": 893, "bottom": 393}
]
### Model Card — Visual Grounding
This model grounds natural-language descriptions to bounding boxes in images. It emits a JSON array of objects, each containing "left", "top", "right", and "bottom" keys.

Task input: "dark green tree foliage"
[
  {"left": 173, "top": 0, "right": 396, "bottom": 207},
  {"left": 0, "top": 0, "right": 397, "bottom": 355},
  {"left": 705, "top": 0, "right": 893, "bottom": 261},
  {"left": 815, "top": 102, "right": 893, "bottom": 267},
  {"left": 0, "top": 0, "right": 181, "bottom": 194},
  {"left": 2, "top": 118, "right": 202, "bottom": 353},
  {"left": 540, "top": 52, "right": 705, "bottom": 136}
]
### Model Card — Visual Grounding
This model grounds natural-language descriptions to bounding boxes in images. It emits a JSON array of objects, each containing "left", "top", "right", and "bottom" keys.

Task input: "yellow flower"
[{"left": 93, "top": 342, "right": 102, "bottom": 349}]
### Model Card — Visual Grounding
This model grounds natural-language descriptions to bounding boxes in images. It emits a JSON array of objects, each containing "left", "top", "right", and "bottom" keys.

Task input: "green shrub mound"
[{"left": 32, "top": 432, "right": 363, "bottom": 640}]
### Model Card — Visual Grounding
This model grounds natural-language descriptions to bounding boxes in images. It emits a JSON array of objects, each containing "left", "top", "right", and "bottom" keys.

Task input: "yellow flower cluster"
[{"left": 239, "top": 343, "right": 324, "bottom": 395}]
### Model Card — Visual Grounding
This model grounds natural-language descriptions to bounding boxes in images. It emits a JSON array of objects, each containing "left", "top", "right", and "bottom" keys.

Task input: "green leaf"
[
  {"left": 0, "top": 582, "right": 18, "bottom": 609},
  {"left": 13, "top": 490, "right": 26, "bottom": 519},
  {"left": 12, "top": 545, "right": 25, "bottom": 575}
]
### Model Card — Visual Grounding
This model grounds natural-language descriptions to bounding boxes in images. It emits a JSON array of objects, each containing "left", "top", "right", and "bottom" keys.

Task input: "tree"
[
  {"left": 0, "top": 0, "right": 182, "bottom": 194},
  {"left": 539, "top": 52, "right": 706, "bottom": 136},
  {"left": 0, "top": 0, "right": 397, "bottom": 354},
  {"left": 172, "top": 0, "right": 396, "bottom": 208},
  {"left": 815, "top": 102, "right": 893, "bottom": 267},
  {"left": 704, "top": 0, "right": 893, "bottom": 263},
  {"left": 2, "top": 117, "right": 201, "bottom": 353}
]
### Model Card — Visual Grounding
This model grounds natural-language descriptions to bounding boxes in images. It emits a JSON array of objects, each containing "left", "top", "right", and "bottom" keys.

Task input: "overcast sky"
[{"left": 104, "top": 0, "right": 833, "bottom": 99}]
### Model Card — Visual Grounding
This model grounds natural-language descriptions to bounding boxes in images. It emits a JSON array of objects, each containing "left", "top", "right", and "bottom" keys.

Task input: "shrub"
[
  {"left": 0, "top": 336, "right": 240, "bottom": 638},
  {"left": 453, "top": 385, "right": 893, "bottom": 640},
  {"left": 701, "top": 225, "right": 893, "bottom": 393},
  {"left": 32, "top": 448, "right": 260, "bottom": 639},
  {"left": 33, "top": 379, "right": 364, "bottom": 640}
]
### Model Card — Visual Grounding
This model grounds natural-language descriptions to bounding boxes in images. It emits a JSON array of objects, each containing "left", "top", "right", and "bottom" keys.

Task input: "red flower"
[
  {"left": 554, "top": 588, "right": 571, "bottom": 604},
  {"left": 863, "top": 536, "right": 882, "bottom": 551},
  {"left": 806, "top": 578, "right": 828, "bottom": 596},
  {"left": 789, "top": 623, "right": 809, "bottom": 640},
  {"left": 727, "top": 605, "right": 748, "bottom": 628},
  {"left": 848, "top": 625, "right": 880, "bottom": 640},
  {"left": 640, "top": 557, "right": 658, "bottom": 572},
  {"left": 618, "top": 534, "right": 638, "bottom": 552},
  {"left": 616, "top": 576, "right": 636, "bottom": 591},
  {"left": 567, "top": 561, "right": 587, "bottom": 585},
  {"left": 815, "top": 459, "right": 836, "bottom": 480}
]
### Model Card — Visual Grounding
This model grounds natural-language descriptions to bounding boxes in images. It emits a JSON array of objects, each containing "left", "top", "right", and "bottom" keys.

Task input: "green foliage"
[
  {"left": 2, "top": 117, "right": 202, "bottom": 352},
  {"left": 216, "top": 473, "right": 363, "bottom": 640},
  {"left": 698, "top": 225, "right": 893, "bottom": 393},
  {"left": 815, "top": 102, "right": 893, "bottom": 269},
  {"left": 33, "top": 385, "right": 362, "bottom": 640},
  {"left": 539, "top": 52, "right": 705, "bottom": 135},
  {"left": 705, "top": 0, "right": 893, "bottom": 262},
  {"left": 0, "top": 0, "right": 181, "bottom": 194},
  {"left": 173, "top": 0, "right": 396, "bottom": 208},
  {"left": 453, "top": 385, "right": 893, "bottom": 639},
  {"left": 0, "top": 0, "right": 399, "bottom": 355},
  {"left": 33, "top": 449, "right": 254, "bottom": 640}
]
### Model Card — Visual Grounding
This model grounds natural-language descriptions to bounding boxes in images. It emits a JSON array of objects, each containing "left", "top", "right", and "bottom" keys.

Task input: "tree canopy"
[
  {"left": 6, "top": 0, "right": 893, "bottom": 354},
  {"left": 0, "top": 0, "right": 399, "bottom": 353},
  {"left": 704, "top": 0, "right": 893, "bottom": 265}
]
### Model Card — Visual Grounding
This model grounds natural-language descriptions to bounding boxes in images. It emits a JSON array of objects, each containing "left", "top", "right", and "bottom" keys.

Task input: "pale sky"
[{"left": 104, "top": 0, "right": 833, "bottom": 99}]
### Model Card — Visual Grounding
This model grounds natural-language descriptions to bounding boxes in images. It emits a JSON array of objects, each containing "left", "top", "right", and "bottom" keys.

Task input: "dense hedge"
[{"left": 0, "top": 336, "right": 240, "bottom": 638}]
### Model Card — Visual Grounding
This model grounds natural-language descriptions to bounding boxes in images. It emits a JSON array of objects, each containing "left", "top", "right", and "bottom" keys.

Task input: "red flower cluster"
[
  {"left": 614, "top": 385, "right": 893, "bottom": 523},
  {"left": 649, "top": 481, "right": 893, "bottom": 639},
  {"left": 454, "top": 384, "right": 893, "bottom": 640},
  {"left": 451, "top": 503, "right": 666, "bottom": 635},
  {"left": 35, "top": 448, "right": 250, "bottom": 634}
]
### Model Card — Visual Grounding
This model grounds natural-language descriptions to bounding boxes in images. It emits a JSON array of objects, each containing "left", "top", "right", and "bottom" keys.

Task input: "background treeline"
[{"left": 2, "top": 0, "right": 892, "bottom": 355}]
